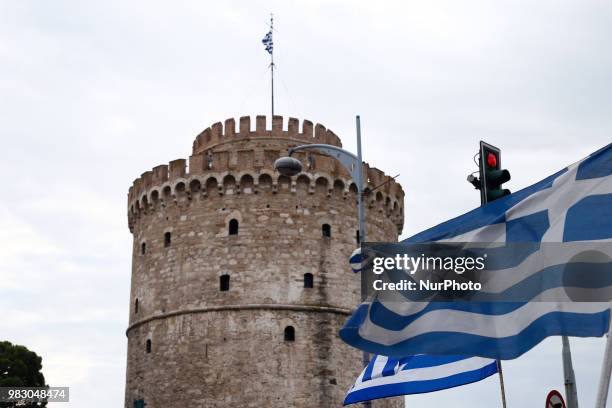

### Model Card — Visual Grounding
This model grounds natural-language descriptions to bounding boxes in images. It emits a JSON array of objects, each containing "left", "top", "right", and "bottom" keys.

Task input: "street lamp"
[
  {"left": 274, "top": 116, "right": 371, "bottom": 407},
  {"left": 273, "top": 155, "right": 303, "bottom": 177}
]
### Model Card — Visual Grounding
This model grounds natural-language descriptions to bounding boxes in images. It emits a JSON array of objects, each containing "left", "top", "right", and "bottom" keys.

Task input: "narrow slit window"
[
  {"left": 141, "top": 242, "right": 146, "bottom": 255},
  {"left": 146, "top": 339, "right": 151, "bottom": 353},
  {"left": 284, "top": 326, "right": 295, "bottom": 342},
  {"left": 355, "top": 230, "right": 360, "bottom": 244},
  {"left": 229, "top": 219, "right": 239, "bottom": 235},
  {"left": 134, "top": 298, "right": 139, "bottom": 314},
  {"left": 322, "top": 224, "right": 331, "bottom": 238},
  {"left": 220, "top": 274, "right": 230, "bottom": 291},
  {"left": 303, "top": 273, "right": 313, "bottom": 288},
  {"left": 164, "top": 232, "right": 171, "bottom": 247}
]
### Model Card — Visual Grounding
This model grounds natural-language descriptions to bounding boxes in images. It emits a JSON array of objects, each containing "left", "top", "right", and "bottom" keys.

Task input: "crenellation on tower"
[
  {"left": 255, "top": 115, "right": 266, "bottom": 133},
  {"left": 192, "top": 115, "right": 344, "bottom": 155},
  {"left": 272, "top": 115, "right": 283, "bottom": 135},
  {"left": 287, "top": 116, "right": 299, "bottom": 135},
  {"left": 124, "top": 115, "right": 404, "bottom": 408},
  {"left": 239, "top": 115, "right": 250, "bottom": 134}
]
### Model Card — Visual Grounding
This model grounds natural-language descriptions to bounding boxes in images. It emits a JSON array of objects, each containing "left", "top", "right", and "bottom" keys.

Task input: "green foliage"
[{"left": 0, "top": 341, "right": 47, "bottom": 408}]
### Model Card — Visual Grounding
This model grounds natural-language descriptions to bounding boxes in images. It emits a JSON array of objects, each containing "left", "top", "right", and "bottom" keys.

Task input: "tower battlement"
[{"left": 192, "top": 115, "right": 342, "bottom": 154}]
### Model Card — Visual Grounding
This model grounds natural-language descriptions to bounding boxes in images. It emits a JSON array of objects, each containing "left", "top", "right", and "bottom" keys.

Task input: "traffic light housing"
[{"left": 479, "top": 141, "right": 511, "bottom": 204}]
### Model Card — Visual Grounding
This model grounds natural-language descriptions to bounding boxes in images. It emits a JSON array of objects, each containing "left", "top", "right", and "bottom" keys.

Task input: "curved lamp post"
[{"left": 274, "top": 116, "right": 371, "bottom": 406}]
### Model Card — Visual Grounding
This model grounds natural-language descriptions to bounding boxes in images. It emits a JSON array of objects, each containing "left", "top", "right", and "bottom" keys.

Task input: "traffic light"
[{"left": 479, "top": 141, "right": 511, "bottom": 204}]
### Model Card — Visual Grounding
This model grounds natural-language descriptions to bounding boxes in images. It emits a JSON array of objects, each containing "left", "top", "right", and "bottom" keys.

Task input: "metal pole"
[
  {"left": 562, "top": 336, "right": 579, "bottom": 408},
  {"left": 356, "top": 116, "right": 366, "bottom": 268},
  {"left": 496, "top": 361, "right": 508, "bottom": 408},
  {"left": 596, "top": 311, "right": 612, "bottom": 408},
  {"left": 270, "top": 15, "right": 275, "bottom": 118},
  {"left": 355, "top": 115, "right": 371, "bottom": 408}
]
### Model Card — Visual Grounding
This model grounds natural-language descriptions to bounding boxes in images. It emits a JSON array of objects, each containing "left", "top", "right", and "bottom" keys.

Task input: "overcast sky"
[{"left": 1, "top": 1, "right": 611, "bottom": 407}]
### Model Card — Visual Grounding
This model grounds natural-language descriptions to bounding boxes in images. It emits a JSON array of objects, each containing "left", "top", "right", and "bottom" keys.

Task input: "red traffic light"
[{"left": 487, "top": 152, "right": 497, "bottom": 168}]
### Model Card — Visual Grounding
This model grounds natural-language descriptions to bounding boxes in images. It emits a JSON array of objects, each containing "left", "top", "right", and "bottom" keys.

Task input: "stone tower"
[{"left": 125, "top": 115, "right": 405, "bottom": 407}]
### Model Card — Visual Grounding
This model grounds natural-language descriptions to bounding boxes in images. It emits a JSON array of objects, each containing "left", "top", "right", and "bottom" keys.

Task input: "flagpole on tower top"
[
  {"left": 270, "top": 14, "right": 274, "bottom": 118},
  {"left": 261, "top": 14, "right": 275, "bottom": 118}
]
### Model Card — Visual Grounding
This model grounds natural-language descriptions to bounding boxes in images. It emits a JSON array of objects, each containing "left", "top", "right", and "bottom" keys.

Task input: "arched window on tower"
[
  {"left": 146, "top": 339, "right": 152, "bottom": 353},
  {"left": 303, "top": 273, "right": 313, "bottom": 288},
  {"left": 284, "top": 326, "right": 295, "bottom": 342},
  {"left": 229, "top": 219, "right": 239, "bottom": 235},
  {"left": 164, "top": 232, "right": 171, "bottom": 247},
  {"left": 322, "top": 223, "right": 331, "bottom": 238},
  {"left": 141, "top": 242, "right": 146, "bottom": 255},
  {"left": 220, "top": 274, "right": 230, "bottom": 291},
  {"left": 134, "top": 298, "right": 139, "bottom": 314}
]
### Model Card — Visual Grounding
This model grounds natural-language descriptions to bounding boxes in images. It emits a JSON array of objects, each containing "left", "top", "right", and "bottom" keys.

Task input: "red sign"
[{"left": 545, "top": 390, "right": 566, "bottom": 408}]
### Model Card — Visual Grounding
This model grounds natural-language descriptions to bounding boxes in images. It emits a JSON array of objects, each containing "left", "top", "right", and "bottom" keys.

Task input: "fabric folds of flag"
[
  {"left": 262, "top": 30, "right": 273, "bottom": 54},
  {"left": 340, "top": 143, "right": 612, "bottom": 360},
  {"left": 344, "top": 354, "right": 498, "bottom": 405},
  {"left": 349, "top": 248, "right": 362, "bottom": 273},
  {"left": 349, "top": 247, "right": 378, "bottom": 273}
]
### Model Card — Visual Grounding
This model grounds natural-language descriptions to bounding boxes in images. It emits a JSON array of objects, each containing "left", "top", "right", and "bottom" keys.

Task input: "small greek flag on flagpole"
[
  {"left": 262, "top": 30, "right": 273, "bottom": 54},
  {"left": 344, "top": 354, "right": 498, "bottom": 405}
]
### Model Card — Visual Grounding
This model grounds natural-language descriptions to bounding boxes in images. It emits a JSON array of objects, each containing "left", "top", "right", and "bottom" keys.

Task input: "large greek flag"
[
  {"left": 341, "top": 144, "right": 612, "bottom": 360},
  {"left": 344, "top": 354, "right": 497, "bottom": 405}
]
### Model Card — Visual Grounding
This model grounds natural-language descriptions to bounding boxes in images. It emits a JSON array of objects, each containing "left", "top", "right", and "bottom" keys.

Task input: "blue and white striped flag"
[
  {"left": 344, "top": 354, "right": 497, "bottom": 405},
  {"left": 350, "top": 247, "right": 376, "bottom": 273},
  {"left": 349, "top": 248, "right": 362, "bottom": 273},
  {"left": 262, "top": 30, "right": 273, "bottom": 54},
  {"left": 341, "top": 144, "right": 612, "bottom": 360}
]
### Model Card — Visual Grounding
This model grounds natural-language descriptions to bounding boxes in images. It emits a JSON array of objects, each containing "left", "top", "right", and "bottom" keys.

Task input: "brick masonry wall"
[{"left": 125, "top": 116, "right": 405, "bottom": 408}]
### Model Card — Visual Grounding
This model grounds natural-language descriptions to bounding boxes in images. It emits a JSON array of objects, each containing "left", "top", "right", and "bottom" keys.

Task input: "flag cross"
[{"left": 506, "top": 161, "right": 612, "bottom": 242}]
